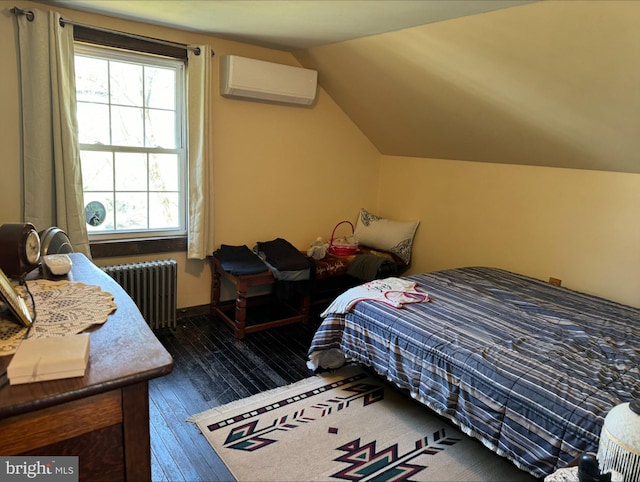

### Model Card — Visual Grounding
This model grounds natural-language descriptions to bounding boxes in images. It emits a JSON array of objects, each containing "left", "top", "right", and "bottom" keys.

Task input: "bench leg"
[
  {"left": 210, "top": 264, "right": 221, "bottom": 315},
  {"left": 235, "top": 281, "right": 248, "bottom": 338}
]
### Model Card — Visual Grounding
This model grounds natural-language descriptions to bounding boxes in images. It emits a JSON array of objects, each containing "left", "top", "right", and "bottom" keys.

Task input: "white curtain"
[
  {"left": 15, "top": 9, "right": 91, "bottom": 257},
  {"left": 186, "top": 45, "right": 215, "bottom": 259}
]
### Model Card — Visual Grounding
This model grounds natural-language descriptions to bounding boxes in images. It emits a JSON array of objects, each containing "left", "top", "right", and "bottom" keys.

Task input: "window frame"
[{"left": 74, "top": 42, "right": 188, "bottom": 242}]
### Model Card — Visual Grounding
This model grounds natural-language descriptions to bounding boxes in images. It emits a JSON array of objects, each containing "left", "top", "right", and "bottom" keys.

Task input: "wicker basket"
[{"left": 328, "top": 220, "right": 358, "bottom": 256}]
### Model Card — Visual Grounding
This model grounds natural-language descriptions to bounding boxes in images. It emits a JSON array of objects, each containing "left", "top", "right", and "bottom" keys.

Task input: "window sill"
[{"left": 90, "top": 236, "right": 187, "bottom": 259}]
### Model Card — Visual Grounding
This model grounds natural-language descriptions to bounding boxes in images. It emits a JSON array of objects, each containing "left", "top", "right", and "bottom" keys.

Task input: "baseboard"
[{"left": 177, "top": 304, "right": 210, "bottom": 320}]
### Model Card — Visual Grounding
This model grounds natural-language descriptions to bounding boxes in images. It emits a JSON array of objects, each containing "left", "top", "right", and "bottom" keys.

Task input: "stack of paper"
[{"left": 7, "top": 334, "right": 90, "bottom": 385}]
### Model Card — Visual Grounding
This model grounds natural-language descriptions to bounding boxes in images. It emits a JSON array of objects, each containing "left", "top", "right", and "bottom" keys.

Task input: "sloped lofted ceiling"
[
  {"left": 48, "top": 1, "right": 640, "bottom": 173},
  {"left": 47, "top": 0, "right": 535, "bottom": 50},
  {"left": 296, "top": 1, "right": 640, "bottom": 174}
]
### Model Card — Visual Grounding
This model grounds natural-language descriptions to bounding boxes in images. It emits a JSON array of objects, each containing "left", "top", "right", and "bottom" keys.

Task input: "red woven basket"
[{"left": 328, "top": 220, "right": 358, "bottom": 256}]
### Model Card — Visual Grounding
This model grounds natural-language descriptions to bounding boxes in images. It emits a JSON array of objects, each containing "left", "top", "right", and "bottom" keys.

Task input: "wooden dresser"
[{"left": 0, "top": 253, "right": 174, "bottom": 481}]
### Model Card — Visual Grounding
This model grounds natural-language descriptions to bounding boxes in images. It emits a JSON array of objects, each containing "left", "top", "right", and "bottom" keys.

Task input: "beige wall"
[
  {"left": 378, "top": 156, "right": 640, "bottom": 307},
  {"left": 0, "top": 2, "right": 380, "bottom": 308}
]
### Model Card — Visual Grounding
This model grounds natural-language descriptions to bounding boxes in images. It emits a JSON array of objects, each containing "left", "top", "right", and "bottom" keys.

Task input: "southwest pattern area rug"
[{"left": 189, "top": 365, "right": 538, "bottom": 481}]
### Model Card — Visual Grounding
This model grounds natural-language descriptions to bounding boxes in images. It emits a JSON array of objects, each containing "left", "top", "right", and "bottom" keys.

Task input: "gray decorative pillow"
[{"left": 354, "top": 208, "right": 419, "bottom": 264}]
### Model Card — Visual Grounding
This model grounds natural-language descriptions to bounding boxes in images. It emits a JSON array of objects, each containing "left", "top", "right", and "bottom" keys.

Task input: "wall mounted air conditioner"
[{"left": 220, "top": 55, "right": 318, "bottom": 106}]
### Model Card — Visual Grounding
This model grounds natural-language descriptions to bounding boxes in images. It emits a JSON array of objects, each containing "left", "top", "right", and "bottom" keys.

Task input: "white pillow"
[{"left": 354, "top": 209, "right": 419, "bottom": 264}]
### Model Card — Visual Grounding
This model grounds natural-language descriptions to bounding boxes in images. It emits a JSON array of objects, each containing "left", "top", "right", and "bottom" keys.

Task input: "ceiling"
[{"left": 49, "top": 0, "right": 533, "bottom": 51}]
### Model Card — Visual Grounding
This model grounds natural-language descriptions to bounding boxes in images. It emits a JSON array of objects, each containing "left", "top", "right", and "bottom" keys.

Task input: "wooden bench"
[{"left": 207, "top": 255, "right": 309, "bottom": 339}]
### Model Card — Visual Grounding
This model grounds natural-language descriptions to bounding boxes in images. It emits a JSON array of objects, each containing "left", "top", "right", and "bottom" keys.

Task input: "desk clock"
[{"left": 0, "top": 222, "right": 41, "bottom": 278}]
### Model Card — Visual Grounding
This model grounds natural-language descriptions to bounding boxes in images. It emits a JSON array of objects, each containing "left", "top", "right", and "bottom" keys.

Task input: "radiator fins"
[{"left": 101, "top": 259, "right": 177, "bottom": 330}]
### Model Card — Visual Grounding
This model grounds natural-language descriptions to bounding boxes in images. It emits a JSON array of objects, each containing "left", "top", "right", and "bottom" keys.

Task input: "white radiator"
[{"left": 102, "top": 259, "right": 177, "bottom": 330}]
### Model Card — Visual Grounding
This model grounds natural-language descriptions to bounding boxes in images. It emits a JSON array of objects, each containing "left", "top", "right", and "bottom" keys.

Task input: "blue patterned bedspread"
[{"left": 307, "top": 267, "right": 640, "bottom": 478}]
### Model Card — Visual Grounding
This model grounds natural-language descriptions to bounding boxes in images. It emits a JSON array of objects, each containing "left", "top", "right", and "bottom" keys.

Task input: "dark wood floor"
[{"left": 149, "top": 313, "right": 317, "bottom": 482}]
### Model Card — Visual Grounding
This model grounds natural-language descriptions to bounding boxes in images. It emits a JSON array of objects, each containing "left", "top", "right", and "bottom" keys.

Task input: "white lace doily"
[
  {"left": 0, "top": 319, "right": 28, "bottom": 357},
  {"left": 0, "top": 279, "right": 117, "bottom": 356}
]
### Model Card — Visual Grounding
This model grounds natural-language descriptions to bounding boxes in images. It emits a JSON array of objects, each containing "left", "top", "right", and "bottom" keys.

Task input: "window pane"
[
  {"left": 149, "top": 192, "right": 179, "bottom": 229},
  {"left": 75, "top": 44, "right": 185, "bottom": 237},
  {"left": 81, "top": 151, "right": 113, "bottom": 191},
  {"left": 110, "top": 61, "right": 143, "bottom": 107},
  {"left": 111, "top": 105, "right": 144, "bottom": 147},
  {"left": 115, "top": 153, "right": 147, "bottom": 190},
  {"left": 145, "top": 67, "right": 175, "bottom": 110},
  {"left": 76, "top": 56, "right": 108, "bottom": 103},
  {"left": 150, "top": 154, "right": 179, "bottom": 191},
  {"left": 115, "top": 193, "right": 148, "bottom": 230},
  {"left": 77, "top": 103, "right": 110, "bottom": 144},
  {"left": 146, "top": 109, "right": 176, "bottom": 148}
]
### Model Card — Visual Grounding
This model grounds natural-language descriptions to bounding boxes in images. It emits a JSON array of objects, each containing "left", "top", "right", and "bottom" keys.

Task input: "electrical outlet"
[{"left": 549, "top": 277, "right": 562, "bottom": 287}]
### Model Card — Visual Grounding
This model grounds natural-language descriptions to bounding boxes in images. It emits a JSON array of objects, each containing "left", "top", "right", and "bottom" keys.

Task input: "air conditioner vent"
[{"left": 220, "top": 55, "right": 317, "bottom": 106}]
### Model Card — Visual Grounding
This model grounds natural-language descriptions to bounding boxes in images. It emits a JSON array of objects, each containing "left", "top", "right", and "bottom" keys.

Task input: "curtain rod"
[{"left": 11, "top": 6, "right": 207, "bottom": 56}]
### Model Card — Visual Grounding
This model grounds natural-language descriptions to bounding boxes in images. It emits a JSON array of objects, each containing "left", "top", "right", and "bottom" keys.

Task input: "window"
[{"left": 74, "top": 44, "right": 186, "bottom": 239}]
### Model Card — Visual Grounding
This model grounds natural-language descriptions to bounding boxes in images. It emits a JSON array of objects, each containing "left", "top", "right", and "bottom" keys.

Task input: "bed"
[{"left": 307, "top": 266, "right": 640, "bottom": 479}]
